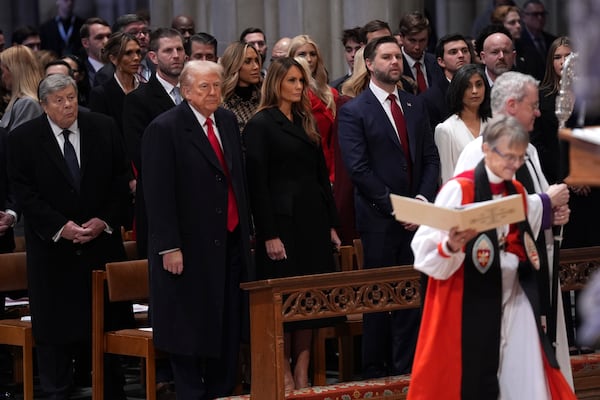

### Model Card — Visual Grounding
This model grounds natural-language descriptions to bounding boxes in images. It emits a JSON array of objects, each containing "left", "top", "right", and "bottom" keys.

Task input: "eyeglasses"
[
  {"left": 128, "top": 29, "right": 151, "bottom": 37},
  {"left": 492, "top": 147, "right": 529, "bottom": 165},
  {"left": 524, "top": 11, "right": 547, "bottom": 17}
]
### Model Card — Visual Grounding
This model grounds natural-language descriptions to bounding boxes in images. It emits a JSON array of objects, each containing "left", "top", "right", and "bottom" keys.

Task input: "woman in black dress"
[{"left": 243, "top": 57, "right": 341, "bottom": 391}]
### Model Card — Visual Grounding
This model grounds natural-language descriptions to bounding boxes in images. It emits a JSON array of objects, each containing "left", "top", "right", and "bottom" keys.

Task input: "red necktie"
[
  {"left": 387, "top": 94, "right": 412, "bottom": 182},
  {"left": 414, "top": 62, "right": 427, "bottom": 93},
  {"left": 205, "top": 118, "right": 239, "bottom": 232}
]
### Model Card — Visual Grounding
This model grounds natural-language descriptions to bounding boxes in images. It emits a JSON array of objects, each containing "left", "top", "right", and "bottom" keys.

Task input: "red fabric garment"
[
  {"left": 205, "top": 118, "right": 239, "bottom": 232},
  {"left": 308, "top": 88, "right": 338, "bottom": 183}
]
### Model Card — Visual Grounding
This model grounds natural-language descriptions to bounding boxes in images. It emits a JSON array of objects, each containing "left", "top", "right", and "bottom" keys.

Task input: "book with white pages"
[{"left": 390, "top": 193, "right": 525, "bottom": 232}]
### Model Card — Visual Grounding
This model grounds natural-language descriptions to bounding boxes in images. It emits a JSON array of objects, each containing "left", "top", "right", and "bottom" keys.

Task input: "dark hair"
[
  {"left": 44, "top": 59, "right": 73, "bottom": 77},
  {"left": 363, "top": 35, "right": 399, "bottom": 64},
  {"left": 149, "top": 28, "right": 184, "bottom": 52},
  {"left": 523, "top": 0, "right": 545, "bottom": 10},
  {"left": 446, "top": 64, "right": 491, "bottom": 120},
  {"left": 240, "top": 27, "right": 266, "bottom": 42},
  {"left": 341, "top": 27, "right": 363, "bottom": 46},
  {"left": 259, "top": 57, "right": 318, "bottom": 144},
  {"left": 360, "top": 20, "right": 391, "bottom": 43},
  {"left": 475, "top": 24, "right": 512, "bottom": 55},
  {"left": 398, "top": 11, "right": 431, "bottom": 37},
  {"left": 101, "top": 32, "right": 140, "bottom": 64},
  {"left": 435, "top": 33, "right": 468, "bottom": 59},
  {"left": 11, "top": 25, "right": 39, "bottom": 45},
  {"left": 185, "top": 32, "right": 218, "bottom": 56},
  {"left": 80, "top": 17, "right": 110, "bottom": 39},
  {"left": 112, "top": 14, "right": 146, "bottom": 33}
]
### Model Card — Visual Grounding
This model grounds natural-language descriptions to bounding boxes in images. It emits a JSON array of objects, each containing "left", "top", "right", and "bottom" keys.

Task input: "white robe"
[
  {"left": 452, "top": 138, "right": 574, "bottom": 388},
  {"left": 411, "top": 170, "right": 551, "bottom": 399}
]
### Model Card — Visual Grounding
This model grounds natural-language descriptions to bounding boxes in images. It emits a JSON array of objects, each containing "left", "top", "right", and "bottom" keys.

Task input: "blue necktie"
[{"left": 62, "top": 129, "right": 80, "bottom": 189}]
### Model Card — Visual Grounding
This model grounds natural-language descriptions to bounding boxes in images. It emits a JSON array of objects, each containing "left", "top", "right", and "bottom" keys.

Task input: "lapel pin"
[{"left": 407, "top": 102, "right": 412, "bottom": 107}]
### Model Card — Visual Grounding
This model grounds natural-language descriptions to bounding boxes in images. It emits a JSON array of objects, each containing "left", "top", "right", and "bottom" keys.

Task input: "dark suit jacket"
[
  {"left": 0, "top": 128, "right": 16, "bottom": 252},
  {"left": 142, "top": 103, "right": 253, "bottom": 357},
  {"left": 39, "top": 15, "right": 84, "bottom": 56},
  {"left": 89, "top": 77, "right": 126, "bottom": 136},
  {"left": 7, "top": 111, "right": 132, "bottom": 344},
  {"left": 338, "top": 87, "right": 440, "bottom": 233},
  {"left": 330, "top": 73, "right": 351, "bottom": 93},
  {"left": 123, "top": 74, "right": 176, "bottom": 257},
  {"left": 402, "top": 52, "right": 445, "bottom": 93},
  {"left": 421, "top": 76, "right": 451, "bottom": 129},
  {"left": 123, "top": 74, "right": 175, "bottom": 171},
  {"left": 515, "top": 29, "right": 557, "bottom": 81}
]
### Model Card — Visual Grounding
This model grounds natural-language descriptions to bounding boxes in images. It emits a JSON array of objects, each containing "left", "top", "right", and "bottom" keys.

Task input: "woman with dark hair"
[
  {"left": 243, "top": 57, "right": 341, "bottom": 391},
  {"left": 89, "top": 32, "right": 141, "bottom": 133},
  {"left": 219, "top": 41, "right": 262, "bottom": 131},
  {"left": 435, "top": 64, "right": 491, "bottom": 183},
  {"left": 89, "top": 32, "right": 141, "bottom": 229},
  {"left": 62, "top": 54, "right": 91, "bottom": 107}
]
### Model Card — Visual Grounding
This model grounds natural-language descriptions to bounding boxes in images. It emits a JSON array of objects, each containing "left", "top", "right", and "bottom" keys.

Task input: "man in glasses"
[
  {"left": 11, "top": 26, "right": 42, "bottom": 51},
  {"left": 516, "top": 0, "right": 557, "bottom": 80},
  {"left": 454, "top": 70, "right": 573, "bottom": 388}
]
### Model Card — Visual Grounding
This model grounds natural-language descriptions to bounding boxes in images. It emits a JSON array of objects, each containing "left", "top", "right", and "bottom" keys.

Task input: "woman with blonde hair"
[
  {"left": 219, "top": 41, "right": 262, "bottom": 131},
  {"left": 288, "top": 34, "right": 338, "bottom": 182},
  {"left": 243, "top": 57, "right": 341, "bottom": 391},
  {"left": 0, "top": 45, "right": 44, "bottom": 131}
]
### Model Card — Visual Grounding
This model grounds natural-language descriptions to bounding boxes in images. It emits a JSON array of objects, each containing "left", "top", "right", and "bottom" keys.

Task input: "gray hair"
[
  {"left": 490, "top": 71, "right": 539, "bottom": 115},
  {"left": 180, "top": 60, "right": 224, "bottom": 89},
  {"left": 38, "top": 74, "right": 78, "bottom": 103},
  {"left": 482, "top": 114, "right": 529, "bottom": 149}
]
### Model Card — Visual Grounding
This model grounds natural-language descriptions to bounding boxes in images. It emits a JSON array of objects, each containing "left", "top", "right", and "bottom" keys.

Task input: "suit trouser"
[
  {"left": 360, "top": 227, "right": 420, "bottom": 377},
  {"left": 169, "top": 229, "right": 242, "bottom": 400},
  {"left": 36, "top": 342, "right": 126, "bottom": 400}
]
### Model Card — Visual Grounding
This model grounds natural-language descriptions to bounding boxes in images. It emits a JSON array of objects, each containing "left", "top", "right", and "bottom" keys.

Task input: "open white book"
[{"left": 390, "top": 193, "right": 525, "bottom": 232}]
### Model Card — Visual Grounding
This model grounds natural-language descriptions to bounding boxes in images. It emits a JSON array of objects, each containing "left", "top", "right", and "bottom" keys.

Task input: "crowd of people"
[{"left": 0, "top": 0, "right": 597, "bottom": 399}]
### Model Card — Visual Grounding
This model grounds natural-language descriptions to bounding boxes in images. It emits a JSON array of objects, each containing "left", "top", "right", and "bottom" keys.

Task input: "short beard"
[{"left": 371, "top": 69, "right": 400, "bottom": 86}]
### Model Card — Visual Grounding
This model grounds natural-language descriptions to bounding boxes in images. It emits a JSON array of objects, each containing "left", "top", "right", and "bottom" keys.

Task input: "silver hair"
[
  {"left": 490, "top": 71, "right": 539, "bottom": 115},
  {"left": 482, "top": 114, "right": 529, "bottom": 149},
  {"left": 38, "top": 74, "right": 78, "bottom": 103},
  {"left": 180, "top": 60, "right": 224, "bottom": 89}
]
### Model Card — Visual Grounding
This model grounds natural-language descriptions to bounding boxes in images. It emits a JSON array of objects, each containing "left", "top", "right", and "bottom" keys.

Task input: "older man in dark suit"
[
  {"left": 7, "top": 74, "right": 132, "bottom": 399},
  {"left": 142, "top": 60, "right": 253, "bottom": 399},
  {"left": 123, "top": 27, "right": 185, "bottom": 258},
  {"left": 338, "top": 36, "right": 440, "bottom": 378}
]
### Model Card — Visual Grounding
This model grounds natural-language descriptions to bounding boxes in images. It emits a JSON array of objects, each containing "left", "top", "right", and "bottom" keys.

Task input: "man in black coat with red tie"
[
  {"left": 142, "top": 60, "right": 253, "bottom": 399},
  {"left": 7, "top": 74, "right": 132, "bottom": 399}
]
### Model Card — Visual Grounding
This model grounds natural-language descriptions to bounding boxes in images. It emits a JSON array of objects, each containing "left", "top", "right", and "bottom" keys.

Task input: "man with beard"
[
  {"left": 477, "top": 25, "right": 515, "bottom": 86},
  {"left": 338, "top": 36, "right": 440, "bottom": 378}
]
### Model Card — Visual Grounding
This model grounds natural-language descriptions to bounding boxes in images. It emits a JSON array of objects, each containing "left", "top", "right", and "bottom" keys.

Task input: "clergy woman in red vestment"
[{"left": 409, "top": 115, "right": 575, "bottom": 400}]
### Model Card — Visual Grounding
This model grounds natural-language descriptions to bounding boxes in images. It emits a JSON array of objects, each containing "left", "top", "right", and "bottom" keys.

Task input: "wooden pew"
[{"left": 241, "top": 265, "right": 421, "bottom": 399}]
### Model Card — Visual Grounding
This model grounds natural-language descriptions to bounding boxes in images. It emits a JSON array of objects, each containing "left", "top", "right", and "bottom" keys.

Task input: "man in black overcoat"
[
  {"left": 142, "top": 60, "right": 253, "bottom": 399},
  {"left": 7, "top": 74, "right": 132, "bottom": 399}
]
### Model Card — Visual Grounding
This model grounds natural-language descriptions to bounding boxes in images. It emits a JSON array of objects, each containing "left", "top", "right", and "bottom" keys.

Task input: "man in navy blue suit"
[
  {"left": 398, "top": 11, "right": 444, "bottom": 94},
  {"left": 338, "top": 36, "right": 439, "bottom": 378}
]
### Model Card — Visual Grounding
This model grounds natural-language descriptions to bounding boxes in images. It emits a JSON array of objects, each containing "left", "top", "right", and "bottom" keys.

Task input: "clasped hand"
[{"left": 61, "top": 218, "right": 105, "bottom": 244}]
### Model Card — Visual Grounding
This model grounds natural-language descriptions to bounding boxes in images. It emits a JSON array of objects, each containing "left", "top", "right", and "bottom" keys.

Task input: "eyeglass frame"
[{"left": 492, "top": 147, "right": 529, "bottom": 165}]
